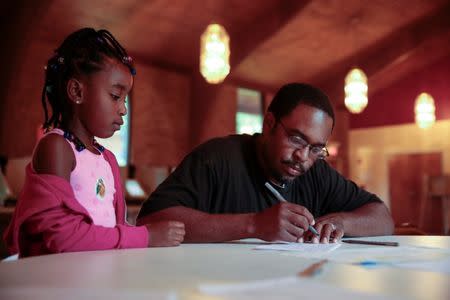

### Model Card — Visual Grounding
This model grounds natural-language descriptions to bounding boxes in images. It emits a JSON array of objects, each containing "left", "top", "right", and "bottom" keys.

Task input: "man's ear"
[
  {"left": 263, "top": 111, "right": 277, "bottom": 133},
  {"left": 67, "top": 78, "right": 84, "bottom": 104}
]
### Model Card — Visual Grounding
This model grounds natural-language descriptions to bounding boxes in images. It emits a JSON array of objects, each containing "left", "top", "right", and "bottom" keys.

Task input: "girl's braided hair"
[{"left": 42, "top": 28, "right": 135, "bottom": 131}]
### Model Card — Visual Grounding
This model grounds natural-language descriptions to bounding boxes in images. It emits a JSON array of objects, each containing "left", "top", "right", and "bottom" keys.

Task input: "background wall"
[
  {"left": 348, "top": 54, "right": 450, "bottom": 209},
  {"left": 132, "top": 62, "right": 191, "bottom": 166},
  {"left": 349, "top": 120, "right": 450, "bottom": 207}
]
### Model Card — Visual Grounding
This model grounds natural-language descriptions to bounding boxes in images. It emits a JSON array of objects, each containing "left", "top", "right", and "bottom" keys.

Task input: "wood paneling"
[
  {"left": 131, "top": 63, "right": 191, "bottom": 166},
  {"left": 388, "top": 152, "right": 443, "bottom": 234}
]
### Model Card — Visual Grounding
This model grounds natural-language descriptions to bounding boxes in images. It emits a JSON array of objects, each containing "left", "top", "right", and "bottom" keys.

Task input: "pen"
[
  {"left": 264, "top": 182, "right": 320, "bottom": 237},
  {"left": 342, "top": 240, "right": 399, "bottom": 247},
  {"left": 352, "top": 260, "right": 391, "bottom": 269},
  {"left": 298, "top": 259, "right": 328, "bottom": 277}
]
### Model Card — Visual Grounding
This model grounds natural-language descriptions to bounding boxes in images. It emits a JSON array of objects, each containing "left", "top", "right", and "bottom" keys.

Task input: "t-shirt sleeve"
[
  {"left": 316, "top": 160, "right": 382, "bottom": 215},
  {"left": 138, "top": 150, "right": 215, "bottom": 218}
]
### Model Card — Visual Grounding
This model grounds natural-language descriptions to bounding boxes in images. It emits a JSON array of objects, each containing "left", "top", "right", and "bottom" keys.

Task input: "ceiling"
[{"left": 6, "top": 0, "right": 450, "bottom": 104}]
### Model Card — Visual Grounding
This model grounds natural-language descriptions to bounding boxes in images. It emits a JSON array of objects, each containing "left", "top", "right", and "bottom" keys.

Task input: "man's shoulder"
[
  {"left": 295, "top": 159, "right": 333, "bottom": 182},
  {"left": 194, "top": 134, "right": 254, "bottom": 156}
]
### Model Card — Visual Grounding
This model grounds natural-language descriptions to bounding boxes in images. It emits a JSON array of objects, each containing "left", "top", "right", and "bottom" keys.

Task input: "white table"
[{"left": 0, "top": 236, "right": 449, "bottom": 300}]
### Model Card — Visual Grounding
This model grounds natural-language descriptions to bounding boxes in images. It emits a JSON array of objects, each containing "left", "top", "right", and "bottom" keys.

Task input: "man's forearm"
[
  {"left": 317, "top": 202, "right": 395, "bottom": 236},
  {"left": 136, "top": 206, "right": 257, "bottom": 242}
]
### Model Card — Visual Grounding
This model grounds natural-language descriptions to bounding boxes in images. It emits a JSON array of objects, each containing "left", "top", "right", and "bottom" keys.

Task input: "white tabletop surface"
[{"left": 1, "top": 236, "right": 449, "bottom": 300}]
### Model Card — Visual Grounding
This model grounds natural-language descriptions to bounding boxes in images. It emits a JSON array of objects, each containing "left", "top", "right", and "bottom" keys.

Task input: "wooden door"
[{"left": 388, "top": 152, "right": 443, "bottom": 234}]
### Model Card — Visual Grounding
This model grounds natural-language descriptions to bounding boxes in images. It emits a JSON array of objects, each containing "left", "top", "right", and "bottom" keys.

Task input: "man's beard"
[
  {"left": 272, "top": 157, "right": 308, "bottom": 184},
  {"left": 263, "top": 147, "right": 295, "bottom": 185}
]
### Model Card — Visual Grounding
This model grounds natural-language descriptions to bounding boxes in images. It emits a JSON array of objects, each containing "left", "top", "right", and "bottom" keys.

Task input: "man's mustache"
[{"left": 281, "top": 160, "right": 307, "bottom": 173}]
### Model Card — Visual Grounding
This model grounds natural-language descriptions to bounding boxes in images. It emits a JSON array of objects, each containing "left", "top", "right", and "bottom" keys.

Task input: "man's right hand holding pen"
[
  {"left": 252, "top": 201, "right": 344, "bottom": 243},
  {"left": 255, "top": 182, "right": 344, "bottom": 243}
]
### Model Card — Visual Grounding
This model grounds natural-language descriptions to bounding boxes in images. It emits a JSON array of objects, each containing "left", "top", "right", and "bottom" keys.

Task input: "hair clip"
[
  {"left": 58, "top": 56, "right": 65, "bottom": 64},
  {"left": 122, "top": 56, "right": 133, "bottom": 64},
  {"left": 122, "top": 56, "right": 136, "bottom": 76}
]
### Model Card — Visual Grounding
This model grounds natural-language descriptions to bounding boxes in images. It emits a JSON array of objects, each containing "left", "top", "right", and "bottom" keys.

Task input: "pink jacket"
[{"left": 4, "top": 150, "right": 148, "bottom": 257}]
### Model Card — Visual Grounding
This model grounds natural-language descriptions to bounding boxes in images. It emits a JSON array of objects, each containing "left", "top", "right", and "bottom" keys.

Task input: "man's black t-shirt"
[{"left": 138, "top": 134, "right": 380, "bottom": 218}]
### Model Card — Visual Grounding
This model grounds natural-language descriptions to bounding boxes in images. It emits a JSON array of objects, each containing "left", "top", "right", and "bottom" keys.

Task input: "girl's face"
[{"left": 77, "top": 57, "right": 133, "bottom": 139}]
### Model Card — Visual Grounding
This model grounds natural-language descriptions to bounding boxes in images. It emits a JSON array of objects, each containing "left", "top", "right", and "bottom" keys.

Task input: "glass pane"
[
  {"left": 97, "top": 96, "right": 130, "bottom": 166},
  {"left": 236, "top": 88, "right": 263, "bottom": 134},
  {"left": 236, "top": 112, "right": 262, "bottom": 134}
]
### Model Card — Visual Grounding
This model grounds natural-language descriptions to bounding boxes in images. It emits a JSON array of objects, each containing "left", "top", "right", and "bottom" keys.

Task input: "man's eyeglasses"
[{"left": 278, "top": 121, "right": 329, "bottom": 159}]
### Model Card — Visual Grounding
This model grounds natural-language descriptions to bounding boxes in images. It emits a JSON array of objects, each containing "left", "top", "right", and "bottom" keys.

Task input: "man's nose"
[{"left": 293, "top": 146, "right": 309, "bottom": 162}]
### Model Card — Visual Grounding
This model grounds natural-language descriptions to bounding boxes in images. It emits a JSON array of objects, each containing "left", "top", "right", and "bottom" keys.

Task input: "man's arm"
[
  {"left": 312, "top": 201, "right": 394, "bottom": 242},
  {"left": 137, "top": 202, "right": 315, "bottom": 243},
  {"left": 137, "top": 206, "right": 254, "bottom": 242},
  {"left": 309, "top": 160, "right": 395, "bottom": 242}
]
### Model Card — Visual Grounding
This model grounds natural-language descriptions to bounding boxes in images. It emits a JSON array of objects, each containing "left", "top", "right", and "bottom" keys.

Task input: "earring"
[{"left": 76, "top": 99, "right": 81, "bottom": 104}]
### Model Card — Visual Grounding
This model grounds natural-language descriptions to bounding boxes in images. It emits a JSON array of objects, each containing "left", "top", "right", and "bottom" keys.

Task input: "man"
[{"left": 137, "top": 83, "right": 394, "bottom": 243}]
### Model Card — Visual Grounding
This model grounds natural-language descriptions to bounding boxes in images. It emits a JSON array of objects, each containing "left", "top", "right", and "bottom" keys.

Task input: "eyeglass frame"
[{"left": 277, "top": 120, "right": 329, "bottom": 159}]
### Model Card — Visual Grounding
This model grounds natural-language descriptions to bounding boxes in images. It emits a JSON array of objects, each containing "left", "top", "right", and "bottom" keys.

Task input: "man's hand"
[
  {"left": 145, "top": 221, "right": 185, "bottom": 247},
  {"left": 305, "top": 215, "right": 344, "bottom": 243},
  {"left": 253, "top": 202, "right": 314, "bottom": 242}
]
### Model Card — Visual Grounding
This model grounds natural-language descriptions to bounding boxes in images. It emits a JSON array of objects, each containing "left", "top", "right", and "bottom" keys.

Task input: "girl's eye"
[{"left": 111, "top": 94, "right": 120, "bottom": 101}]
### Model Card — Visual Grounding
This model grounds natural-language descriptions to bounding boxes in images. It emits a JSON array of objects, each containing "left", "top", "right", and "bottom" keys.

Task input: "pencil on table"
[{"left": 298, "top": 259, "right": 328, "bottom": 277}]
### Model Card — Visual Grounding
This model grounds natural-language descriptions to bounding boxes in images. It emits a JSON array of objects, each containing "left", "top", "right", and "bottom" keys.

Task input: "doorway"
[{"left": 388, "top": 152, "right": 443, "bottom": 234}]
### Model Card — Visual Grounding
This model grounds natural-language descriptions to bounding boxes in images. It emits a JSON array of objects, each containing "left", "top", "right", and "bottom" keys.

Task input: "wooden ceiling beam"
[
  {"left": 315, "top": 2, "right": 450, "bottom": 105},
  {"left": 370, "top": 31, "right": 450, "bottom": 95},
  {"left": 228, "top": 0, "right": 311, "bottom": 75}
]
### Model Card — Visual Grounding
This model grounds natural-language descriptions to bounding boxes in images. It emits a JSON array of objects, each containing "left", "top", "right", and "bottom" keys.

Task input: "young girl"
[{"left": 4, "top": 28, "right": 185, "bottom": 257}]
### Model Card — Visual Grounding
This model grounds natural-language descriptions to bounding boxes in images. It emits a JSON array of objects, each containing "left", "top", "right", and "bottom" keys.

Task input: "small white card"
[{"left": 254, "top": 242, "right": 341, "bottom": 253}]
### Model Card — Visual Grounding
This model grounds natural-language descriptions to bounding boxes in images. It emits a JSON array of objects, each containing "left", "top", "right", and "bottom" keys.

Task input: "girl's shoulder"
[{"left": 32, "top": 132, "right": 75, "bottom": 181}]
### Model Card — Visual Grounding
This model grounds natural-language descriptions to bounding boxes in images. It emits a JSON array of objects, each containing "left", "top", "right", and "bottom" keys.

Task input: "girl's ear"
[{"left": 67, "top": 78, "right": 84, "bottom": 104}]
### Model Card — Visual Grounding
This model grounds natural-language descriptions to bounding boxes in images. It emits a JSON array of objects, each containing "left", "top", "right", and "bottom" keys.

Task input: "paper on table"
[
  {"left": 281, "top": 244, "right": 450, "bottom": 273},
  {"left": 325, "top": 245, "right": 448, "bottom": 263},
  {"left": 198, "top": 276, "right": 404, "bottom": 300},
  {"left": 254, "top": 242, "right": 341, "bottom": 253}
]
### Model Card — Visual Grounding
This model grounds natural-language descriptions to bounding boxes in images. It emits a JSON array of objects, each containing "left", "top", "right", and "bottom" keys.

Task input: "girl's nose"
[{"left": 119, "top": 102, "right": 127, "bottom": 116}]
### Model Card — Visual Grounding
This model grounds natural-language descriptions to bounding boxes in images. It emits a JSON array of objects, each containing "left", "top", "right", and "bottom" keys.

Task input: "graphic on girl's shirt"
[{"left": 96, "top": 178, "right": 106, "bottom": 200}]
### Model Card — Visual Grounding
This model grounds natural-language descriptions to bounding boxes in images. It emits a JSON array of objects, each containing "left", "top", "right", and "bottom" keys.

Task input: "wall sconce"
[
  {"left": 327, "top": 142, "right": 340, "bottom": 157},
  {"left": 415, "top": 92, "right": 436, "bottom": 129},
  {"left": 200, "top": 23, "right": 230, "bottom": 84},
  {"left": 344, "top": 68, "right": 368, "bottom": 113}
]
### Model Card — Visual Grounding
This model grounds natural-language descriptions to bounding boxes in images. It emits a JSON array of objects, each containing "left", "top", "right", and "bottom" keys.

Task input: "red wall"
[{"left": 350, "top": 55, "right": 450, "bottom": 129}]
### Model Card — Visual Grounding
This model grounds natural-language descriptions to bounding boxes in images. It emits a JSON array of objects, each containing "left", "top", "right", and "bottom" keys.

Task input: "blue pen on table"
[
  {"left": 264, "top": 182, "right": 320, "bottom": 237},
  {"left": 353, "top": 260, "right": 391, "bottom": 269}
]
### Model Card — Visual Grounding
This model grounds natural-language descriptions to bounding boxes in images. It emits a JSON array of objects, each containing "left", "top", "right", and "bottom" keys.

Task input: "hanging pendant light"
[
  {"left": 200, "top": 23, "right": 230, "bottom": 84},
  {"left": 344, "top": 68, "right": 368, "bottom": 113},
  {"left": 415, "top": 92, "right": 436, "bottom": 129}
]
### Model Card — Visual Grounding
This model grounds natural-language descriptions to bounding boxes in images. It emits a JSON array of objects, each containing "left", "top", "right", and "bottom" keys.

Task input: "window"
[
  {"left": 97, "top": 96, "right": 130, "bottom": 167},
  {"left": 236, "top": 88, "right": 263, "bottom": 134}
]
